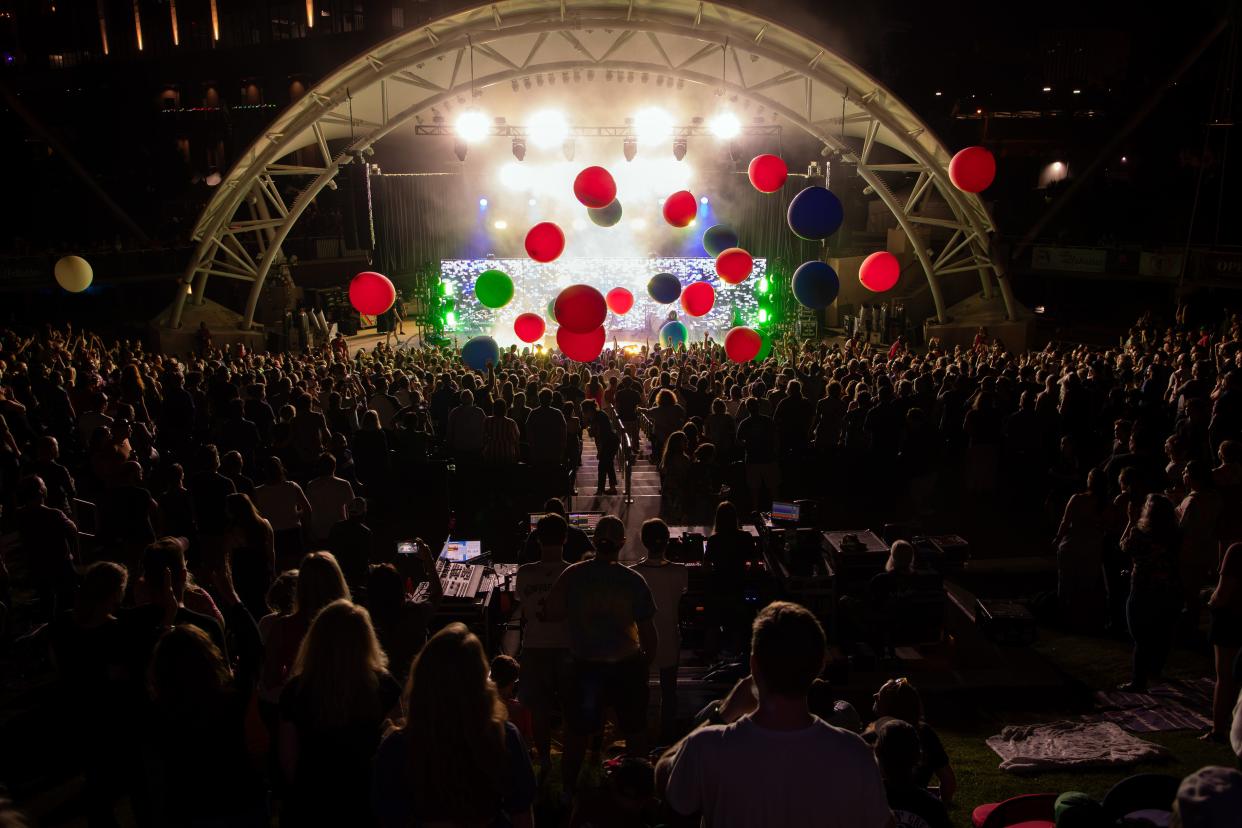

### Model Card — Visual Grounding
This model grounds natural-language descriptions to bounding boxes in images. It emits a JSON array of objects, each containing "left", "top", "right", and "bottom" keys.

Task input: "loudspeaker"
[{"left": 342, "top": 160, "right": 374, "bottom": 252}]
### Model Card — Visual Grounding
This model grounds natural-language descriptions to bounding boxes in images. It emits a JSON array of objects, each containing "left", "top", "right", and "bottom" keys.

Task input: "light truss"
[
  {"left": 171, "top": 0, "right": 1014, "bottom": 330},
  {"left": 414, "top": 123, "right": 783, "bottom": 137}
]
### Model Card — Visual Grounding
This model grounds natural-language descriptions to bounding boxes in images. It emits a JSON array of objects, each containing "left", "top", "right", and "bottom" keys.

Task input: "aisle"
[{"left": 571, "top": 435, "right": 663, "bottom": 563}]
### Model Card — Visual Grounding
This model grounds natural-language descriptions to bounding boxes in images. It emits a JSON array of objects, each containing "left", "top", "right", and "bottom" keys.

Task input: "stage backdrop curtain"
[{"left": 372, "top": 173, "right": 473, "bottom": 283}]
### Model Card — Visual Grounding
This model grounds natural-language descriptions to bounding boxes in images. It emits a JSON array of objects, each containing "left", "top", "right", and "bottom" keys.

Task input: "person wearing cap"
[
  {"left": 1172, "top": 766, "right": 1242, "bottom": 827},
  {"left": 543, "top": 514, "right": 657, "bottom": 798},
  {"left": 329, "top": 496, "right": 374, "bottom": 590}
]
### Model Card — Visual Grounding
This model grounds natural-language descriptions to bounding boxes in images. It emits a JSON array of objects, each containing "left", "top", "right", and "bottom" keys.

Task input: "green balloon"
[
  {"left": 546, "top": 298, "right": 558, "bottom": 322},
  {"left": 755, "top": 330, "right": 774, "bottom": 361},
  {"left": 475, "top": 269, "right": 514, "bottom": 309}
]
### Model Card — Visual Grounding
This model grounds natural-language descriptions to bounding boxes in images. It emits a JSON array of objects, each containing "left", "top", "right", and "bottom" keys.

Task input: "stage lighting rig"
[
  {"left": 512, "top": 137, "right": 527, "bottom": 161},
  {"left": 672, "top": 137, "right": 687, "bottom": 161},
  {"left": 634, "top": 107, "right": 673, "bottom": 146},
  {"left": 528, "top": 109, "right": 568, "bottom": 149},
  {"left": 623, "top": 136, "right": 638, "bottom": 162},
  {"left": 708, "top": 111, "right": 741, "bottom": 139},
  {"left": 454, "top": 110, "right": 489, "bottom": 143},
  {"left": 454, "top": 138, "right": 468, "bottom": 162},
  {"left": 562, "top": 138, "right": 576, "bottom": 161}
]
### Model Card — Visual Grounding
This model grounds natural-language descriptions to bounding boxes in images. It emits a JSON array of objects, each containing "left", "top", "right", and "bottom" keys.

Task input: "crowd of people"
[{"left": 1, "top": 313, "right": 1242, "bottom": 825}]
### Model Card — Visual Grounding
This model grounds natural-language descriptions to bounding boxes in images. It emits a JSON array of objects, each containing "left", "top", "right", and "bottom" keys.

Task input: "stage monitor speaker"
[{"left": 342, "top": 160, "right": 375, "bottom": 253}]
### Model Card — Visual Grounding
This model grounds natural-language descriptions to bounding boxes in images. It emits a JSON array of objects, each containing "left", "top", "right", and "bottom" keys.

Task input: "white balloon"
[{"left": 54, "top": 255, "right": 93, "bottom": 293}]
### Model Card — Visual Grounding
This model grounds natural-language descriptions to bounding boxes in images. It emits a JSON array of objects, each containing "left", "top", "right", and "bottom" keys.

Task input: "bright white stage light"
[
  {"left": 455, "top": 110, "right": 490, "bottom": 143},
  {"left": 499, "top": 162, "right": 530, "bottom": 191},
  {"left": 479, "top": 197, "right": 489, "bottom": 208},
  {"left": 493, "top": 219, "right": 508, "bottom": 230},
  {"left": 700, "top": 196, "right": 709, "bottom": 204},
  {"left": 634, "top": 107, "right": 674, "bottom": 146},
  {"left": 528, "top": 109, "right": 569, "bottom": 149},
  {"left": 631, "top": 218, "right": 648, "bottom": 230},
  {"left": 528, "top": 198, "right": 537, "bottom": 207},
  {"left": 708, "top": 111, "right": 741, "bottom": 139}
]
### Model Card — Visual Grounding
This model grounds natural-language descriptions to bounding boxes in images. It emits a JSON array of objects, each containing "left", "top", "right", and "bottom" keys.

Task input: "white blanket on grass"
[{"left": 986, "top": 721, "right": 1170, "bottom": 773}]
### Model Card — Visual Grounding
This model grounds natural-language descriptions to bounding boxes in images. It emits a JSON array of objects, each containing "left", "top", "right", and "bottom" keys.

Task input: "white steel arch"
[{"left": 171, "top": 0, "right": 1016, "bottom": 329}]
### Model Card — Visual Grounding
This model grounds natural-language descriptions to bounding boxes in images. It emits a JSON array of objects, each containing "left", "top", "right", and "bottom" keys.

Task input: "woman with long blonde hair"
[
  {"left": 279, "top": 599, "right": 401, "bottom": 826},
  {"left": 373, "top": 623, "right": 535, "bottom": 828},
  {"left": 259, "top": 551, "right": 349, "bottom": 704}
]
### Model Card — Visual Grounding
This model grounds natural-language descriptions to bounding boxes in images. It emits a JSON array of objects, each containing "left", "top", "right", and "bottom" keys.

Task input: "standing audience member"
[
  {"left": 372, "top": 623, "right": 536, "bottom": 828},
  {"left": 631, "top": 518, "right": 688, "bottom": 739},
  {"left": 659, "top": 601, "right": 893, "bottom": 827}
]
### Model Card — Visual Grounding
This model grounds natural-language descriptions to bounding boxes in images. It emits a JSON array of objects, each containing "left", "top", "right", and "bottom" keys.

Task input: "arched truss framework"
[{"left": 171, "top": 0, "right": 1016, "bottom": 329}]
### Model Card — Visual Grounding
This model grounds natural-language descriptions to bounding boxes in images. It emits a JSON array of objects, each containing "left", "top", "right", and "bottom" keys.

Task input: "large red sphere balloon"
[
  {"left": 724, "top": 326, "right": 763, "bottom": 363},
  {"left": 859, "top": 251, "right": 901, "bottom": 292},
  {"left": 349, "top": 271, "right": 396, "bottom": 316},
  {"left": 514, "top": 313, "right": 546, "bottom": 343},
  {"left": 573, "top": 166, "right": 618, "bottom": 209},
  {"left": 554, "top": 284, "right": 608, "bottom": 333},
  {"left": 715, "top": 248, "right": 754, "bottom": 284},
  {"left": 525, "top": 222, "right": 566, "bottom": 262},
  {"left": 606, "top": 287, "right": 634, "bottom": 315},
  {"left": 748, "top": 154, "right": 788, "bottom": 193},
  {"left": 681, "top": 281, "right": 715, "bottom": 317},
  {"left": 948, "top": 146, "right": 996, "bottom": 193},
  {"left": 662, "top": 190, "right": 698, "bottom": 228},
  {"left": 557, "top": 325, "right": 606, "bottom": 362}
]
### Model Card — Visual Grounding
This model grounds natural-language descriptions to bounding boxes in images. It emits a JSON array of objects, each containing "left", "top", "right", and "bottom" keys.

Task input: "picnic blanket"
[
  {"left": 1087, "top": 678, "right": 1214, "bottom": 733},
  {"left": 986, "top": 721, "right": 1170, "bottom": 773}
]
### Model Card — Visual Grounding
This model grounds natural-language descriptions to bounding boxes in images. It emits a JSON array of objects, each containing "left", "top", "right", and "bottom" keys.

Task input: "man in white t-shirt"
[
  {"left": 632, "top": 518, "right": 688, "bottom": 739},
  {"left": 659, "top": 601, "right": 894, "bottom": 828},
  {"left": 303, "top": 452, "right": 355, "bottom": 543},
  {"left": 515, "top": 513, "right": 572, "bottom": 774}
]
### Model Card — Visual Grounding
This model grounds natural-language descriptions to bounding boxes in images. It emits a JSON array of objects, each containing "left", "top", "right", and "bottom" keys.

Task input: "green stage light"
[
  {"left": 440, "top": 279, "right": 453, "bottom": 296},
  {"left": 445, "top": 310, "right": 458, "bottom": 328},
  {"left": 757, "top": 276, "right": 770, "bottom": 294},
  {"left": 757, "top": 308, "right": 768, "bottom": 324}
]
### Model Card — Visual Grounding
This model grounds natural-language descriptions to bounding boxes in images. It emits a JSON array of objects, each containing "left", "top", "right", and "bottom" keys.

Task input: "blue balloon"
[
  {"left": 588, "top": 199, "right": 623, "bottom": 227},
  {"left": 702, "top": 224, "right": 739, "bottom": 257},
  {"left": 791, "top": 260, "right": 840, "bottom": 309},
  {"left": 787, "top": 186, "right": 844, "bottom": 241},
  {"left": 648, "top": 272, "right": 682, "bottom": 304},
  {"left": 659, "top": 320, "right": 688, "bottom": 348},
  {"left": 461, "top": 335, "right": 501, "bottom": 371}
]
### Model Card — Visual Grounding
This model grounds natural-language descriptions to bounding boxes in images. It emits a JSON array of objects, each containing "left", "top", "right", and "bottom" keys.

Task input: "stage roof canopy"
[{"left": 172, "top": 0, "right": 1015, "bottom": 329}]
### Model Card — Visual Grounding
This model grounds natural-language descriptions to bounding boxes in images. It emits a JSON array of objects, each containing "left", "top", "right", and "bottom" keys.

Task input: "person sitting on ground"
[
  {"left": 658, "top": 601, "right": 893, "bottom": 827},
  {"left": 871, "top": 678, "right": 956, "bottom": 805},
  {"left": 372, "top": 623, "right": 536, "bottom": 828},
  {"left": 491, "top": 654, "right": 534, "bottom": 747},
  {"left": 873, "top": 718, "right": 951, "bottom": 828}
]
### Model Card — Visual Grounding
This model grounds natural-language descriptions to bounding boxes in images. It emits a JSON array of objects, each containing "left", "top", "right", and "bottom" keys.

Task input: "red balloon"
[
  {"left": 715, "top": 248, "right": 754, "bottom": 284},
  {"left": 525, "top": 222, "right": 566, "bottom": 262},
  {"left": 681, "top": 281, "right": 715, "bottom": 317},
  {"left": 606, "top": 287, "right": 634, "bottom": 315},
  {"left": 948, "top": 146, "right": 996, "bottom": 193},
  {"left": 573, "top": 166, "right": 618, "bottom": 209},
  {"left": 513, "top": 313, "right": 546, "bottom": 343},
  {"left": 348, "top": 271, "right": 396, "bottom": 316},
  {"left": 662, "top": 190, "right": 698, "bottom": 228},
  {"left": 748, "top": 154, "right": 788, "bottom": 193},
  {"left": 557, "top": 325, "right": 606, "bottom": 362},
  {"left": 724, "top": 327, "right": 762, "bottom": 363},
  {"left": 553, "top": 284, "right": 607, "bottom": 333},
  {"left": 859, "top": 251, "right": 901, "bottom": 292}
]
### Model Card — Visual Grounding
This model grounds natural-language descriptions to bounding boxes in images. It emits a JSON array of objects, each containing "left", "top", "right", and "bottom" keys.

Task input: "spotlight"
[
  {"left": 493, "top": 219, "right": 508, "bottom": 230},
  {"left": 454, "top": 138, "right": 468, "bottom": 162},
  {"left": 708, "top": 111, "right": 741, "bottom": 139},
  {"left": 479, "top": 198, "right": 489, "bottom": 208},
  {"left": 512, "top": 137, "right": 527, "bottom": 161},
  {"left": 623, "top": 136, "right": 638, "bottom": 162},
  {"left": 700, "top": 196, "right": 709, "bottom": 204},
  {"left": 528, "top": 109, "right": 568, "bottom": 149},
  {"left": 672, "top": 137, "right": 687, "bottom": 161},
  {"left": 562, "top": 138, "right": 576, "bottom": 161},
  {"left": 454, "top": 109, "right": 489, "bottom": 143},
  {"left": 528, "top": 198, "right": 537, "bottom": 207},
  {"left": 634, "top": 106, "right": 673, "bottom": 146}
]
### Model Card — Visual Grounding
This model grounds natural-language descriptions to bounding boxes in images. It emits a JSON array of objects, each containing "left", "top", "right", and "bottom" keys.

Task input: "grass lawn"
[{"left": 932, "top": 627, "right": 1237, "bottom": 826}]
